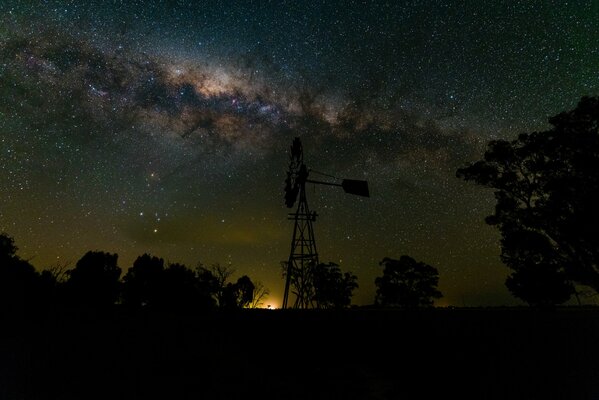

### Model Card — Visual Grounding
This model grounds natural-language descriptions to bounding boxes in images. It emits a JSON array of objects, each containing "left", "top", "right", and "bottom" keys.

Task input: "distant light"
[{"left": 153, "top": 228, "right": 158, "bottom": 233}]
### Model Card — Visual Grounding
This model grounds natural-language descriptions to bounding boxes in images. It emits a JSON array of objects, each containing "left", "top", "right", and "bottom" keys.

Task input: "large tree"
[
  {"left": 375, "top": 256, "right": 442, "bottom": 307},
  {"left": 161, "top": 263, "right": 204, "bottom": 308},
  {"left": 311, "top": 262, "right": 358, "bottom": 309},
  {"left": 220, "top": 275, "right": 256, "bottom": 309},
  {"left": 64, "top": 251, "right": 121, "bottom": 307},
  {"left": 457, "top": 96, "right": 599, "bottom": 305},
  {"left": 0, "top": 233, "right": 43, "bottom": 311},
  {"left": 122, "top": 254, "right": 165, "bottom": 307}
]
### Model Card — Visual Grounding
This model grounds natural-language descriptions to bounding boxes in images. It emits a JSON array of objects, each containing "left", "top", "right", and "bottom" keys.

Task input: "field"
[{"left": 1, "top": 308, "right": 598, "bottom": 399}]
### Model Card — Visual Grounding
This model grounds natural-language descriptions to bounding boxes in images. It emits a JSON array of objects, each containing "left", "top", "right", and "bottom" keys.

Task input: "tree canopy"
[
  {"left": 64, "top": 251, "right": 122, "bottom": 307},
  {"left": 122, "top": 253, "right": 165, "bottom": 307},
  {"left": 375, "top": 256, "right": 442, "bottom": 307},
  {"left": 457, "top": 96, "right": 599, "bottom": 305},
  {"left": 220, "top": 275, "right": 256, "bottom": 309},
  {"left": 0, "top": 233, "right": 42, "bottom": 311},
  {"left": 311, "top": 262, "right": 358, "bottom": 309}
]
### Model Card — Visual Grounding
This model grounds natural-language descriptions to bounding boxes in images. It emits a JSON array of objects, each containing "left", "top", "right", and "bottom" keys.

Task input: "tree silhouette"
[
  {"left": 0, "top": 233, "right": 18, "bottom": 258},
  {"left": 0, "top": 234, "right": 266, "bottom": 312},
  {"left": 195, "top": 265, "right": 221, "bottom": 308},
  {"left": 0, "top": 233, "right": 43, "bottom": 311},
  {"left": 38, "top": 268, "right": 62, "bottom": 306},
  {"left": 375, "top": 256, "right": 442, "bottom": 307},
  {"left": 219, "top": 275, "right": 254, "bottom": 309},
  {"left": 457, "top": 96, "right": 599, "bottom": 305},
  {"left": 123, "top": 256, "right": 221, "bottom": 310},
  {"left": 161, "top": 262, "right": 203, "bottom": 309},
  {"left": 205, "top": 263, "right": 235, "bottom": 307},
  {"left": 220, "top": 275, "right": 257, "bottom": 309},
  {"left": 311, "top": 262, "right": 358, "bottom": 309},
  {"left": 232, "top": 275, "right": 255, "bottom": 308},
  {"left": 122, "top": 254, "right": 165, "bottom": 307},
  {"left": 502, "top": 230, "right": 574, "bottom": 306},
  {"left": 248, "top": 281, "right": 270, "bottom": 309},
  {"left": 197, "top": 263, "right": 255, "bottom": 308},
  {"left": 64, "top": 251, "right": 121, "bottom": 307}
]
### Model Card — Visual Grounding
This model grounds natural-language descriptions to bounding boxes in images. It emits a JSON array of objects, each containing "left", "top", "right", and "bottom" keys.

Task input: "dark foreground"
[{"left": 1, "top": 307, "right": 598, "bottom": 399}]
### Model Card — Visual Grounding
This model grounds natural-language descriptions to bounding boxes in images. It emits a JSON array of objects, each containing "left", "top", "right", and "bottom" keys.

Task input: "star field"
[{"left": 1, "top": 1, "right": 598, "bottom": 306}]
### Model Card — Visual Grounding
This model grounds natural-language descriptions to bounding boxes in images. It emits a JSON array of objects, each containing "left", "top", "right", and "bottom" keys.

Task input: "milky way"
[{"left": 1, "top": 1, "right": 597, "bottom": 306}]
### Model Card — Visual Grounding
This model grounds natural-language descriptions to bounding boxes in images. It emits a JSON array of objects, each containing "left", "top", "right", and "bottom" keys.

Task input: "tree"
[
  {"left": 161, "top": 263, "right": 203, "bottom": 309},
  {"left": 375, "top": 256, "right": 442, "bottom": 307},
  {"left": 0, "top": 233, "right": 42, "bottom": 311},
  {"left": 457, "top": 96, "right": 599, "bottom": 305},
  {"left": 122, "top": 254, "right": 165, "bottom": 307},
  {"left": 196, "top": 263, "right": 257, "bottom": 308},
  {"left": 37, "top": 263, "right": 69, "bottom": 306},
  {"left": 248, "top": 281, "right": 270, "bottom": 309},
  {"left": 203, "top": 263, "right": 235, "bottom": 307},
  {"left": 502, "top": 230, "right": 574, "bottom": 306},
  {"left": 194, "top": 263, "right": 265, "bottom": 309},
  {"left": 232, "top": 275, "right": 255, "bottom": 308},
  {"left": 195, "top": 265, "right": 220, "bottom": 308},
  {"left": 311, "top": 262, "right": 358, "bottom": 309},
  {"left": 64, "top": 251, "right": 121, "bottom": 307},
  {"left": 122, "top": 256, "right": 219, "bottom": 310},
  {"left": 0, "top": 233, "right": 18, "bottom": 258},
  {"left": 220, "top": 275, "right": 256, "bottom": 309}
]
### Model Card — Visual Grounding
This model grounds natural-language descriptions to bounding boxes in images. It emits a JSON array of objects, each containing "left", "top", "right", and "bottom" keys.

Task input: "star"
[{"left": 1, "top": 0, "right": 595, "bottom": 306}]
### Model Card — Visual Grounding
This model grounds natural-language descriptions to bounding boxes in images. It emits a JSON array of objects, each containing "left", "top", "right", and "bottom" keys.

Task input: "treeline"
[
  {"left": 1, "top": 232, "right": 447, "bottom": 312},
  {"left": 0, "top": 233, "right": 268, "bottom": 313}
]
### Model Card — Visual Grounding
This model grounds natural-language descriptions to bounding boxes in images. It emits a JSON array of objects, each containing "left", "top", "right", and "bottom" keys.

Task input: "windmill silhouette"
[{"left": 282, "top": 137, "right": 369, "bottom": 309}]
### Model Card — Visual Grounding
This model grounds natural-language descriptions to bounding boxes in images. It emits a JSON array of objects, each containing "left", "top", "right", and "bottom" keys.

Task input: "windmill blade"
[
  {"left": 290, "top": 137, "right": 303, "bottom": 160},
  {"left": 285, "top": 181, "right": 299, "bottom": 208},
  {"left": 284, "top": 138, "right": 305, "bottom": 208},
  {"left": 341, "top": 179, "right": 370, "bottom": 197}
]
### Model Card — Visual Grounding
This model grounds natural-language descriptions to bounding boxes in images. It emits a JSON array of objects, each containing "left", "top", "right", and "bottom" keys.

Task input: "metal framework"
[
  {"left": 281, "top": 137, "right": 368, "bottom": 309},
  {"left": 282, "top": 181, "right": 319, "bottom": 309}
]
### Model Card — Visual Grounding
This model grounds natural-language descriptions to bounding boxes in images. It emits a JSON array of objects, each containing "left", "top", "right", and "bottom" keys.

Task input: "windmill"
[{"left": 282, "top": 137, "right": 369, "bottom": 309}]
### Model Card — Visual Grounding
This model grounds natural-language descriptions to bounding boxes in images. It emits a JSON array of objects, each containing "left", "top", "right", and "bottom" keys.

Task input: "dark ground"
[{"left": 1, "top": 307, "right": 598, "bottom": 399}]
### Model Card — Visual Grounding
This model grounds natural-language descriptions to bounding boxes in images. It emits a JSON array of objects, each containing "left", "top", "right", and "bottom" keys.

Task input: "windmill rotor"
[
  {"left": 283, "top": 137, "right": 369, "bottom": 208},
  {"left": 284, "top": 137, "right": 305, "bottom": 208}
]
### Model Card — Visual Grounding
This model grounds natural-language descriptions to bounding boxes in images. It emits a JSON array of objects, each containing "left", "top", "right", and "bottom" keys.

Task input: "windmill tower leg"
[{"left": 282, "top": 184, "right": 319, "bottom": 309}]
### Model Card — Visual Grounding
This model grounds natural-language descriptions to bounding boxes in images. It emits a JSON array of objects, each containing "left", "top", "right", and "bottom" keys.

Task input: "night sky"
[{"left": 1, "top": 1, "right": 597, "bottom": 307}]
